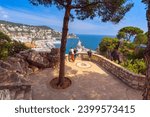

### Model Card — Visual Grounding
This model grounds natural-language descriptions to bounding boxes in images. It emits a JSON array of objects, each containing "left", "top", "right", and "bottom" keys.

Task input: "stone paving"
[{"left": 29, "top": 60, "right": 143, "bottom": 100}]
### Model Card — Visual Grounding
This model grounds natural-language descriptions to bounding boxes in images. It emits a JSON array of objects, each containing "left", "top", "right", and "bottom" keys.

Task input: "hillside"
[{"left": 0, "top": 20, "right": 76, "bottom": 40}]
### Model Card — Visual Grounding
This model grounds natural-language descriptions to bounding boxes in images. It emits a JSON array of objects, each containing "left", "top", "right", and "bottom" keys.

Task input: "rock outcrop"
[
  {"left": 48, "top": 48, "right": 60, "bottom": 68},
  {"left": 0, "top": 48, "right": 59, "bottom": 100},
  {"left": 27, "top": 51, "right": 50, "bottom": 68}
]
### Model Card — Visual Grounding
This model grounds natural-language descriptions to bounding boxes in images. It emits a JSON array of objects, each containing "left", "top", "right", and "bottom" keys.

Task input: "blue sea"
[{"left": 55, "top": 34, "right": 115, "bottom": 54}]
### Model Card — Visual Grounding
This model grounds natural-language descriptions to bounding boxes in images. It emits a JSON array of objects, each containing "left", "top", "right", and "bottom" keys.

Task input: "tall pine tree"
[
  {"left": 142, "top": 0, "right": 150, "bottom": 99},
  {"left": 29, "top": 0, "right": 133, "bottom": 87}
]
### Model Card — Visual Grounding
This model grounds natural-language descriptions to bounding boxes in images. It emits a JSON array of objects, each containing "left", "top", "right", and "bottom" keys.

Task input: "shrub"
[
  {"left": 0, "top": 31, "right": 11, "bottom": 42},
  {"left": 9, "top": 41, "right": 29, "bottom": 56},
  {"left": 0, "top": 45, "right": 9, "bottom": 60},
  {"left": 0, "top": 41, "right": 11, "bottom": 60},
  {"left": 99, "top": 37, "right": 119, "bottom": 53},
  {"left": 134, "top": 47, "right": 145, "bottom": 59},
  {"left": 121, "top": 59, "right": 146, "bottom": 75},
  {"left": 123, "top": 41, "right": 136, "bottom": 49},
  {"left": 0, "top": 33, "right": 30, "bottom": 60}
]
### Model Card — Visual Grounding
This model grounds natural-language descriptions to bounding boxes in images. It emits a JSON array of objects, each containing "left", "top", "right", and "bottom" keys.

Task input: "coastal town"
[
  {"left": 1, "top": 0, "right": 150, "bottom": 104},
  {"left": 0, "top": 20, "right": 77, "bottom": 51}
]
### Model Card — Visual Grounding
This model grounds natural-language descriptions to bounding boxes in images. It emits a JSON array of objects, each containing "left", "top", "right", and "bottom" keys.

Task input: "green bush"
[
  {"left": 122, "top": 41, "right": 136, "bottom": 49},
  {"left": 134, "top": 47, "right": 145, "bottom": 59},
  {"left": 99, "top": 37, "right": 119, "bottom": 53},
  {"left": 121, "top": 59, "right": 146, "bottom": 75},
  {"left": 0, "top": 48, "right": 7, "bottom": 59},
  {"left": 0, "top": 44, "right": 9, "bottom": 59},
  {"left": 9, "top": 41, "right": 29, "bottom": 56},
  {"left": 0, "top": 31, "right": 11, "bottom": 42},
  {"left": 0, "top": 32, "right": 30, "bottom": 60},
  {"left": 99, "top": 36, "right": 147, "bottom": 75}
]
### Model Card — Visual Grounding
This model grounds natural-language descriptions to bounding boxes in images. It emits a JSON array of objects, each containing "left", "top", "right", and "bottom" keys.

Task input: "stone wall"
[{"left": 79, "top": 53, "right": 146, "bottom": 90}]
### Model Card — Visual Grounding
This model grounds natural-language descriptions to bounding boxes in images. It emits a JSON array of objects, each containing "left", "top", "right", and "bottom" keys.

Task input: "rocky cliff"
[
  {"left": 0, "top": 20, "right": 77, "bottom": 40},
  {"left": 0, "top": 48, "right": 59, "bottom": 100}
]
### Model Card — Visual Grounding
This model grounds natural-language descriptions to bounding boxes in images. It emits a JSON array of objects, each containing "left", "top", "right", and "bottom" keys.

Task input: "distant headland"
[{"left": 0, "top": 20, "right": 77, "bottom": 41}]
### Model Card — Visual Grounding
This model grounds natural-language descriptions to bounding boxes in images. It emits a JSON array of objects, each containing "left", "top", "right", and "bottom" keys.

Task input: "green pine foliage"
[
  {"left": 99, "top": 26, "right": 147, "bottom": 75},
  {"left": 134, "top": 33, "right": 148, "bottom": 45},
  {"left": 99, "top": 37, "right": 119, "bottom": 53},
  {"left": 119, "top": 41, "right": 136, "bottom": 59},
  {"left": 117, "top": 26, "right": 144, "bottom": 41},
  {"left": 0, "top": 31, "right": 29, "bottom": 60}
]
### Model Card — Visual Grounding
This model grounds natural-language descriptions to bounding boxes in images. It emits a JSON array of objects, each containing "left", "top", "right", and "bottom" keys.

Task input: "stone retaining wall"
[{"left": 78, "top": 53, "right": 146, "bottom": 90}]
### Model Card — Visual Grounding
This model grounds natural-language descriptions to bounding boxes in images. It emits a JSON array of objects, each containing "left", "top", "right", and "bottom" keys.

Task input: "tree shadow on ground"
[
  {"left": 66, "top": 68, "right": 142, "bottom": 100},
  {"left": 28, "top": 63, "right": 142, "bottom": 100}
]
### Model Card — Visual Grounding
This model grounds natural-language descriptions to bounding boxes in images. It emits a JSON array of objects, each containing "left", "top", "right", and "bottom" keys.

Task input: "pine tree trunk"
[
  {"left": 143, "top": 4, "right": 150, "bottom": 100},
  {"left": 57, "top": 6, "right": 71, "bottom": 86},
  {"left": 128, "top": 34, "right": 131, "bottom": 42}
]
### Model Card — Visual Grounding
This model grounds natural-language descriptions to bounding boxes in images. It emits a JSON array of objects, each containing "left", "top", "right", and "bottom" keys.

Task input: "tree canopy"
[
  {"left": 142, "top": 0, "right": 149, "bottom": 4},
  {"left": 29, "top": 0, "right": 133, "bottom": 87},
  {"left": 99, "top": 37, "right": 119, "bottom": 53},
  {"left": 117, "top": 31, "right": 126, "bottom": 39},
  {"left": 29, "top": 0, "right": 133, "bottom": 23},
  {"left": 117, "top": 26, "right": 144, "bottom": 41},
  {"left": 134, "top": 33, "right": 148, "bottom": 45}
]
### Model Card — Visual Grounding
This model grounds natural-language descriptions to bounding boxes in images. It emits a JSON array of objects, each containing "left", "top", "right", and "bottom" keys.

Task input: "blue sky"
[{"left": 0, "top": 0, "right": 148, "bottom": 35}]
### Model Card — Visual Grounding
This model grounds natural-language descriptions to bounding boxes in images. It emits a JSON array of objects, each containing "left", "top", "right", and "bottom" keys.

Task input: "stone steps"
[
  {"left": 15, "top": 89, "right": 25, "bottom": 100},
  {"left": 0, "top": 86, "right": 32, "bottom": 100},
  {"left": 10, "top": 89, "right": 17, "bottom": 99},
  {"left": 0, "top": 89, "right": 11, "bottom": 100},
  {"left": 23, "top": 87, "right": 32, "bottom": 100}
]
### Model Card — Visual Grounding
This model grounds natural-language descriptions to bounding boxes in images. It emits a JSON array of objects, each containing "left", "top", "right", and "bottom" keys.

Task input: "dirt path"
[{"left": 29, "top": 60, "right": 143, "bottom": 100}]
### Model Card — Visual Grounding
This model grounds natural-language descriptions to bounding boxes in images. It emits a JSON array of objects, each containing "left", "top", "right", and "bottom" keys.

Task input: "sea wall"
[{"left": 78, "top": 53, "right": 146, "bottom": 90}]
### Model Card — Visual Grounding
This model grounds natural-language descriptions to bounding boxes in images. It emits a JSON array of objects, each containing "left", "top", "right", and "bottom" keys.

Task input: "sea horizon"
[
  {"left": 75, "top": 33, "right": 116, "bottom": 37},
  {"left": 55, "top": 34, "right": 115, "bottom": 54}
]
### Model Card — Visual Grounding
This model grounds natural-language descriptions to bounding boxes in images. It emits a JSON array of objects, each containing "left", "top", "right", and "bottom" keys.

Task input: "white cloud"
[
  {"left": 0, "top": 6, "right": 117, "bottom": 35},
  {"left": 0, "top": 6, "right": 63, "bottom": 31},
  {"left": 0, "top": 6, "right": 133, "bottom": 35},
  {"left": 0, "top": 4, "right": 147, "bottom": 35},
  {"left": 0, "top": 6, "right": 9, "bottom": 19},
  {"left": 3, "top": 14, "right": 8, "bottom": 18}
]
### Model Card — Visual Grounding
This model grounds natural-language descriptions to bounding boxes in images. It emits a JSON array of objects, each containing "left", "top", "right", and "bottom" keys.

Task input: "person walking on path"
[
  {"left": 69, "top": 47, "right": 74, "bottom": 62},
  {"left": 68, "top": 49, "right": 72, "bottom": 62},
  {"left": 74, "top": 48, "right": 78, "bottom": 61},
  {"left": 87, "top": 49, "right": 92, "bottom": 61}
]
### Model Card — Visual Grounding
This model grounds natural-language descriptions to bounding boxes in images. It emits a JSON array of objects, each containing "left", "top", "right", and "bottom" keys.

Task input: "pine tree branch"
[
  {"left": 71, "top": 1, "right": 102, "bottom": 9},
  {"left": 56, "top": 0, "right": 66, "bottom": 7}
]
